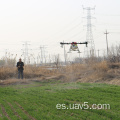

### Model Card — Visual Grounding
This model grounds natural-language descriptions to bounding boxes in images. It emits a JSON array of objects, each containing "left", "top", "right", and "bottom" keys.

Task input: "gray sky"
[{"left": 0, "top": 0, "right": 120, "bottom": 62}]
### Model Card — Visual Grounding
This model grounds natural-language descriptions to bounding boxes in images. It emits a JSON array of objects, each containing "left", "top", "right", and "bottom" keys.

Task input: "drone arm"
[
  {"left": 60, "top": 42, "right": 88, "bottom": 47},
  {"left": 60, "top": 42, "right": 71, "bottom": 45},
  {"left": 77, "top": 42, "right": 88, "bottom": 47}
]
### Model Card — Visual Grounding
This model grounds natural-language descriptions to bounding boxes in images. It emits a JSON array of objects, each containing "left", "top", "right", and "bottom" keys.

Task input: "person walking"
[{"left": 17, "top": 58, "right": 24, "bottom": 79}]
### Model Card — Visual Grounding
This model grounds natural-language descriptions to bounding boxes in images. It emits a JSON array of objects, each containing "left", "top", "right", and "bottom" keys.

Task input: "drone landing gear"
[
  {"left": 67, "top": 49, "right": 81, "bottom": 53},
  {"left": 67, "top": 50, "right": 72, "bottom": 53}
]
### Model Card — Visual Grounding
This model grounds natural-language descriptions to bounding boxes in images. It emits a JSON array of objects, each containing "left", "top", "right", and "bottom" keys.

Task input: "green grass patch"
[{"left": 0, "top": 81, "right": 120, "bottom": 120}]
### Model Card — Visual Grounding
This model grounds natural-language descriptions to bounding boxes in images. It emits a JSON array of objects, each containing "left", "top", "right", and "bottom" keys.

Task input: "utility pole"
[
  {"left": 83, "top": 6, "right": 96, "bottom": 57},
  {"left": 63, "top": 41, "right": 66, "bottom": 65},
  {"left": 79, "top": 52, "right": 80, "bottom": 58},
  {"left": 79, "top": 52, "right": 81, "bottom": 63},
  {"left": 40, "top": 46, "right": 43, "bottom": 64},
  {"left": 43, "top": 47, "right": 47, "bottom": 64},
  {"left": 5, "top": 49, "right": 8, "bottom": 65},
  {"left": 97, "top": 49, "right": 99, "bottom": 58},
  {"left": 22, "top": 41, "right": 30, "bottom": 64},
  {"left": 37, "top": 54, "right": 40, "bottom": 65},
  {"left": 104, "top": 30, "right": 109, "bottom": 56},
  {"left": 49, "top": 54, "right": 51, "bottom": 64}
]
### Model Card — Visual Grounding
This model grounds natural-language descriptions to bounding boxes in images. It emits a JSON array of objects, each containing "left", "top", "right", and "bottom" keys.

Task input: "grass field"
[{"left": 0, "top": 80, "right": 120, "bottom": 120}]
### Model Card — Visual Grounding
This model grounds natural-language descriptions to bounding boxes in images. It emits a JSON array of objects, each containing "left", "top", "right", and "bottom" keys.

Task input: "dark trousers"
[{"left": 18, "top": 69, "right": 23, "bottom": 79}]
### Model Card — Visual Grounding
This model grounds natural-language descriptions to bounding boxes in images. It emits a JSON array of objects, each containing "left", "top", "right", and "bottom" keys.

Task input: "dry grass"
[
  {"left": 92, "top": 61, "right": 109, "bottom": 72},
  {"left": 0, "top": 65, "right": 58, "bottom": 80},
  {"left": 76, "top": 61, "right": 120, "bottom": 85},
  {"left": 0, "top": 66, "right": 17, "bottom": 79},
  {"left": 0, "top": 61, "right": 120, "bottom": 85},
  {"left": 59, "top": 64, "right": 87, "bottom": 82}
]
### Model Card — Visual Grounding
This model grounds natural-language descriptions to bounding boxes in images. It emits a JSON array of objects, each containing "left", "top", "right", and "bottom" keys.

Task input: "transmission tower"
[
  {"left": 22, "top": 41, "right": 30, "bottom": 64},
  {"left": 83, "top": 6, "right": 96, "bottom": 57},
  {"left": 39, "top": 46, "right": 47, "bottom": 64}
]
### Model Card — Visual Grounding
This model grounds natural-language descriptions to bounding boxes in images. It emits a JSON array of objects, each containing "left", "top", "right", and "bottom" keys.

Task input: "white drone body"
[{"left": 68, "top": 42, "right": 80, "bottom": 53}]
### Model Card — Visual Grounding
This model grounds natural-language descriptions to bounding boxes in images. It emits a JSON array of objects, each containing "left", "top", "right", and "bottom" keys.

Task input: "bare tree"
[{"left": 53, "top": 54, "right": 60, "bottom": 69}]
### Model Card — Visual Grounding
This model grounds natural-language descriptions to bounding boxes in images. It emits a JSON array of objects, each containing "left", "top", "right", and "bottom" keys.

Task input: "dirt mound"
[
  {"left": 0, "top": 74, "right": 66, "bottom": 86},
  {"left": 0, "top": 79, "right": 29, "bottom": 86}
]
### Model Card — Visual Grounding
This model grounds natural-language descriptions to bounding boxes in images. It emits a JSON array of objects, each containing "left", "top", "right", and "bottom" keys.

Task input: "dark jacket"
[{"left": 17, "top": 62, "right": 24, "bottom": 70}]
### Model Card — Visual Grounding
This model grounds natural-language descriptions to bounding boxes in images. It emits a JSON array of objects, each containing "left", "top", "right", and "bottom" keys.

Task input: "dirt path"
[
  {"left": 0, "top": 104, "right": 11, "bottom": 120},
  {"left": 0, "top": 113, "right": 2, "bottom": 119},
  {"left": 15, "top": 102, "right": 36, "bottom": 120},
  {"left": 7, "top": 102, "right": 23, "bottom": 120},
  {"left": 0, "top": 75, "right": 120, "bottom": 87}
]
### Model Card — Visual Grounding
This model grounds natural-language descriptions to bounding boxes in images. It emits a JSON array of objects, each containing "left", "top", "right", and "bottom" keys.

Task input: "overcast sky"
[{"left": 0, "top": 0, "right": 120, "bottom": 62}]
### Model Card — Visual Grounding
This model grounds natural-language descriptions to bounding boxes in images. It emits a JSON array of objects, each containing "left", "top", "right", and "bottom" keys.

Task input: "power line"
[{"left": 104, "top": 30, "right": 109, "bottom": 56}]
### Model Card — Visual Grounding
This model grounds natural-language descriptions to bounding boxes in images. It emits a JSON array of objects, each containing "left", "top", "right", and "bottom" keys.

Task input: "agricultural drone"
[{"left": 60, "top": 41, "right": 88, "bottom": 53}]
